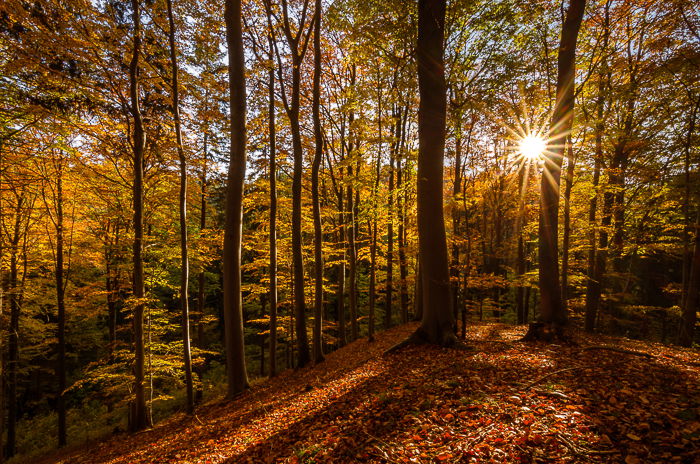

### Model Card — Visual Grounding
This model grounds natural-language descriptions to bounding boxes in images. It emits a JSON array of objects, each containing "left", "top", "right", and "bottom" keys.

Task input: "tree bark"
[
  {"left": 129, "top": 0, "right": 148, "bottom": 432},
  {"left": 534, "top": 0, "right": 585, "bottom": 335},
  {"left": 561, "top": 138, "right": 575, "bottom": 311},
  {"left": 584, "top": 13, "right": 608, "bottom": 331},
  {"left": 223, "top": 0, "right": 249, "bottom": 396},
  {"left": 680, "top": 211, "right": 700, "bottom": 347},
  {"left": 166, "top": 0, "right": 194, "bottom": 414},
  {"left": 311, "top": 0, "right": 325, "bottom": 363},
  {"left": 54, "top": 157, "right": 67, "bottom": 446},
  {"left": 412, "top": 0, "right": 455, "bottom": 345},
  {"left": 266, "top": 4, "right": 278, "bottom": 377}
]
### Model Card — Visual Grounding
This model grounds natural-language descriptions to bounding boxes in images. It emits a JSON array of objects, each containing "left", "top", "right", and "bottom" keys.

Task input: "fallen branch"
[
  {"left": 522, "top": 367, "right": 585, "bottom": 390},
  {"left": 534, "top": 389, "right": 570, "bottom": 401},
  {"left": 556, "top": 432, "right": 619, "bottom": 456}
]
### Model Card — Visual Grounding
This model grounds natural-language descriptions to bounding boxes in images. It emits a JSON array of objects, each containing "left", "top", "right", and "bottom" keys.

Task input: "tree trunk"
[
  {"left": 412, "top": 0, "right": 455, "bottom": 346},
  {"left": 681, "top": 99, "right": 699, "bottom": 309},
  {"left": 54, "top": 158, "right": 67, "bottom": 446},
  {"left": 397, "top": 158, "right": 409, "bottom": 324},
  {"left": 450, "top": 124, "right": 462, "bottom": 324},
  {"left": 680, "top": 211, "right": 700, "bottom": 347},
  {"left": 196, "top": 145, "right": 207, "bottom": 400},
  {"left": 266, "top": 7, "right": 278, "bottom": 377},
  {"left": 385, "top": 107, "right": 395, "bottom": 330},
  {"left": 223, "top": 0, "right": 250, "bottom": 396},
  {"left": 166, "top": 0, "right": 194, "bottom": 414},
  {"left": 533, "top": 0, "right": 585, "bottom": 338},
  {"left": 129, "top": 0, "right": 148, "bottom": 431},
  {"left": 311, "top": 0, "right": 325, "bottom": 363},
  {"left": 347, "top": 164, "right": 359, "bottom": 341},
  {"left": 561, "top": 139, "right": 575, "bottom": 312},
  {"left": 336, "top": 186, "right": 347, "bottom": 346},
  {"left": 516, "top": 165, "right": 527, "bottom": 325},
  {"left": 6, "top": 203, "right": 21, "bottom": 457},
  {"left": 584, "top": 20, "right": 608, "bottom": 331}
]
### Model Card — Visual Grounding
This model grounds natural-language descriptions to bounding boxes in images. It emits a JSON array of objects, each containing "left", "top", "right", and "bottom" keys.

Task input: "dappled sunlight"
[{"left": 60, "top": 323, "right": 700, "bottom": 463}]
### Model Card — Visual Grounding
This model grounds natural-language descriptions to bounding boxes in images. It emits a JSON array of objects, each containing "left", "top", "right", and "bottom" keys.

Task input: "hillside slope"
[{"left": 42, "top": 323, "right": 699, "bottom": 464}]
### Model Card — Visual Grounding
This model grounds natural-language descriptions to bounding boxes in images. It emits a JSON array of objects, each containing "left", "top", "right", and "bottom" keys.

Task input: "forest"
[{"left": 0, "top": 0, "right": 699, "bottom": 462}]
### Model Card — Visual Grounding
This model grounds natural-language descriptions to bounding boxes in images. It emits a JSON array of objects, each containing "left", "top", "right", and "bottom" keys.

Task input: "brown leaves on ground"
[{"left": 48, "top": 323, "right": 699, "bottom": 463}]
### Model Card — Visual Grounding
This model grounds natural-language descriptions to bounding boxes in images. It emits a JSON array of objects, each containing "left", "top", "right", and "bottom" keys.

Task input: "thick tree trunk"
[
  {"left": 681, "top": 100, "right": 699, "bottom": 309},
  {"left": 412, "top": 0, "right": 455, "bottom": 346},
  {"left": 166, "top": 0, "right": 194, "bottom": 414},
  {"left": 534, "top": 0, "right": 585, "bottom": 338},
  {"left": 129, "top": 0, "right": 148, "bottom": 432},
  {"left": 311, "top": 0, "right": 325, "bottom": 363},
  {"left": 223, "top": 0, "right": 249, "bottom": 396},
  {"left": 680, "top": 211, "right": 700, "bottom": 347}
]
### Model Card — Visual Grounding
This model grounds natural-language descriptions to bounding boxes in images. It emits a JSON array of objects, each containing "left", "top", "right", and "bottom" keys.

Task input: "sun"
[{"left": 519, "top": 134, "right": 546, "bottom": 161}]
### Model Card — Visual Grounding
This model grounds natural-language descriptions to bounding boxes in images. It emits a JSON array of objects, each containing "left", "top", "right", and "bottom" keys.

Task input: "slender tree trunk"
[
  {"left": 385, "top": 106, "right": 395, "bottom": 330},
  {"left": 6, "top": 211, "right": 20, "bottom": 458},
  {"left": 412, "top": 0, "right": 455, "bottom": 345},
  {"left": 266, "top": 17, "right": 279, "bottom": 377},
  {"left": 196, "top": 146, "right": 207, "bottom": 401},
  {"left": 516, "top": 165, "right": 527, "bottom": 325},
  {"left": 347, "top": 165, "right": 358, "bottom": 341},
  {"left": 336, "top": 187, "right": 347, "bottom": 346},
  {"left": 166, "top": 0, "right": 194, "bottom": 414},
  {"left": 397, "top": 158, "right": 408, "bottom": 324},
  {"left": 129, "top": 0, "right": 148, "bottom": 431},
  {"left": 584, "top": 3, "right": 609, "bottom": 331},
  {"left": 561, "top": 139, "right": 575, "bottom": 311},
  {"left": 311, "top": 0, "right": 325, "bottom": 363},
  {"left": 54, "top": 159, "right": 67, "bottom": 446},
  {"left": 533, "top": 0, "right": 585, "bottom": 337},
  {"left": 223, "top": 0, "right": 249, "bottom": 396},
  {"left": 451, "top": 124, "right": 463, "bottom": 324},
  {"left": 106, "top": 221, "right": 119, "bottom": 365}
]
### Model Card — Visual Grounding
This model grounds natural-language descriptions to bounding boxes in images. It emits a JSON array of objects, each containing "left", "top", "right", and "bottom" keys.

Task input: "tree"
[
  {"left": 410, "top": 0, "right": 455, "bottom": 346},
  {"left": 223, "top": 0, "right": 249, "bottom": 397},
  {"left": 166, "top": 0, "right": 195, "bottom": 413},
  {"left": 530, "top": 0, "right": 586, "bottom": 339},
  {"left": 311, "top": 0, "right": 325, "bottom": 363},
  {"left": 274, "top": 0, "right": 315, "bottom": 367},
  {"left": 129, "top": 0, "right": 149, "bottom": 432}
]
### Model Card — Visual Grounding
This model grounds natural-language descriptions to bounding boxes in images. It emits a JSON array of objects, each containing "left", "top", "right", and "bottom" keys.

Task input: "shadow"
[{"left": 56, "top": 322, "right": 699, "bottom": 463}]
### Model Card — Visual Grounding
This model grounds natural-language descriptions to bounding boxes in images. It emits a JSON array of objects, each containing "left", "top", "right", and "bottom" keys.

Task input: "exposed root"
[{"left": 520, "top": 322, "right": 576, "bottom": 344}]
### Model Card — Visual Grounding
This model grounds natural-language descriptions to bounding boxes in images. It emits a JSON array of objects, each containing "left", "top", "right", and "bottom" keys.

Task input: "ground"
[{"left": 41, "top": 323, "right": 699, "bottom": 463}]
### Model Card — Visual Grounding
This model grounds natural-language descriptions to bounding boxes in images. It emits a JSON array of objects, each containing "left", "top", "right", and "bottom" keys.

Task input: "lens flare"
[{"left": 519, "top": 135, "right": 546, "bottom": 161}]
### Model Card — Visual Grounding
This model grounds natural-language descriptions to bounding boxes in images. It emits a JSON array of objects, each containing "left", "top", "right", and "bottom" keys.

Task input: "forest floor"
[{"left": 41, "top": 322, "right": 699, "bottom": 464}]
